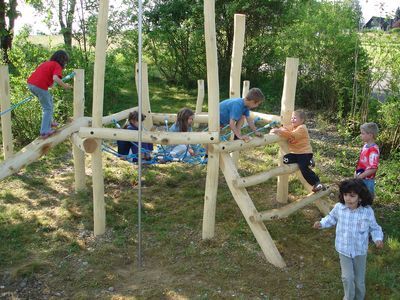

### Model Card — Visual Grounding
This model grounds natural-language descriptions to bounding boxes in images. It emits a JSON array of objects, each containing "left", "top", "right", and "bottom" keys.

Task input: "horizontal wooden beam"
[
  {"left": 71, "top": 133, "right": 98, "bottom": 153},
  {"left": 151, "top": 112, "right": 209, "bottom": 124},
  {"left": 250, "top": 111, "right": 281, "bottom": 123},
  {"left": 79, "top": 127, "right": 219, "bottom": 145},
  {"left": 250, "top": 187, "right": 333, "bottom": 222},
  {"left": 234, "top": 164, "right": 299, "bottom": 188},
  {"left": 214, "top": 134, "right": 283, "bottom": 152}
]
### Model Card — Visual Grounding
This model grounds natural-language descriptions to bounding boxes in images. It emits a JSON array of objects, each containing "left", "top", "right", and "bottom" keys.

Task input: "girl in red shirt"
[{"left": 27, "top": 50, "right": 71, "bottom": 138}]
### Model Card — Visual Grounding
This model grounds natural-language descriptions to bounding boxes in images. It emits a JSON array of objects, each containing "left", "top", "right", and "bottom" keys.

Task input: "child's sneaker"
[
  {"left": 39, "top": 130, "right": 56, "bottom": 139},
  {"left": 312, "top": 183, "right": 325, "bottom": 193},
  {"left": 51, "top": 122, "right": 59, "bottom": 128},
  {"left": 309, "top": 158, "right": 315, "bottom": 168}
]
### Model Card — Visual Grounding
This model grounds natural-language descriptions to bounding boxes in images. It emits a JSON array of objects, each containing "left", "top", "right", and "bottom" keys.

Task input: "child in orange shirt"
[{"left": 271, "top": 110, "right": 324, "bottom": 192}]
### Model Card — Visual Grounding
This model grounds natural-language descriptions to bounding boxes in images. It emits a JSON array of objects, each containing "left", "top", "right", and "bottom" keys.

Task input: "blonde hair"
[
  {"left": 294, "top": 110, "right": 306, "bottom": 122},
  {"left": 360, "top": 122, "right": 379, "bottom": 138}
]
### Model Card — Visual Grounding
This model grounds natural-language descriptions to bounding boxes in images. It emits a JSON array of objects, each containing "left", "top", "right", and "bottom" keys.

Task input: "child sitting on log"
[
  {"left": 117, "top": 111, "right": 153, "bottom": 162},
  {"left": 165, "top": 107, "right": 197, "bottom": 159}
]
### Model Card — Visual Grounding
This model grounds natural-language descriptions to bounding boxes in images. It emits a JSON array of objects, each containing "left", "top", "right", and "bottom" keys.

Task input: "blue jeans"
[
  {"left": 339, "top": 254, "right": 367, "bottom": 300},
  {"left": 28, "top": 84, "right": 53, "bottom": 135},
  {"left": 363, "top": 179, "right": 375, "bottom": 197}
]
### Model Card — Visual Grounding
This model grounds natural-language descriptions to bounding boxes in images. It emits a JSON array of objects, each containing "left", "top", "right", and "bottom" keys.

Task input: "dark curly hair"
[
  {"left": 338, "top": 178, "right": 373, "bottom": 207},
  {"left": 50, "top": 50, "right": 69, "bottom": 68}
]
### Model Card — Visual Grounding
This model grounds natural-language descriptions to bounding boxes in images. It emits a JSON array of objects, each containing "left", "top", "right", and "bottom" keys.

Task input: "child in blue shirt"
[
  {"left": 219, "top": 87, "right": 264, "bottom": 142},
  {"left": 117, "top": 111, "right": 153, "bottom": 162},
  {"left": 313, "top": 179, "right": 383, "bottom": 300}
]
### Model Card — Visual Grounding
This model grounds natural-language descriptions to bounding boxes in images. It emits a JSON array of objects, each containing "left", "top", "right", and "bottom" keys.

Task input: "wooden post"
[
  {"left": 242, "top": 80, "right": 250, "bottom": 98},
  {"left": 276, "top": 58, "right": 299, "bottom": 203},
  {"left": 0, "top": 65, "right": 13, "bottom": 159},
  {"left": 195, "top": 79, "right": 205, "bottom": 114},
  {"left": 229, "top": 14, "right": 246, "bottom": 99},
  {"left": 229, "top": 14, "right": 246, "bottom": 166},
  {"left": 135, "top": 63, "right": 153, "bottom": 129},
  {"left": 91, "top": 0, "right": 109, "bottom": 236},
  {"left": 202, "top": 0, "right": 220, "bottom": 239},
  {"left": 72, "top": 69, "right": 86, "bottom": 192}
]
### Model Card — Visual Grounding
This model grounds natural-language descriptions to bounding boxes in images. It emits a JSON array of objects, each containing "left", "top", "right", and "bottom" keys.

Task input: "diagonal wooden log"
[
  {"left": 250, "top": 187, "right": 333, "bottom": 222},
  {"left": 0, "top": 117, "right": 90, "bottom": 181},
  {"left": 220, "top": 152, "right": 286, "bottom": 268}
]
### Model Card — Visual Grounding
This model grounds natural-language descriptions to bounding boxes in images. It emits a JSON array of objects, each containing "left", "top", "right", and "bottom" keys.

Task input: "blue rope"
[
  {"left": 0, "top": 71, "right": 76, "bottom": 117},
  {"left": 244, "top": 120, "right": 280, "bottom": 136}
]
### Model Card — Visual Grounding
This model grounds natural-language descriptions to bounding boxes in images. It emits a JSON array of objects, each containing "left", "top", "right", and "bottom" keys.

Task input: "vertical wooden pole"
[
  {"left": 276, "top": 58, "right": 299, "bottom": 203},
  {"left": 0, "top": 65, "right": 13, "bottom": 160},
  {"left": 229, "top": 14, "right": 246, "bottom": 99},
  {"left": 135, "top": 63, "right": 153, "bottom": 129},
  {"left": 202, "top": 0, "right": 220, "bottom": 239},
  {"left": 72, "top": 69, "right": 86, "bottom": 192},
  {"left": 195, "top": 79, "right": 205, "bottom": 114},
  {"left": 91, "top": 0, "right": 109, "bottom": 235},
  {"left": 229, "top": 14, "right": 246, "bottom": 166},
  {"left": 242, "top": 80, "right": 250, "bottom": 98}
]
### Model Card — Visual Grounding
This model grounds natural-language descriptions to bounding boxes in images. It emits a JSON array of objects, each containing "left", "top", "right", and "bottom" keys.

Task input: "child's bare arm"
[
  {"left": 375, "top": 240, "right": 384, "bottom": 248},
  {"left": 246, "top": 116, "right": 262, "bottom": 137},
  {"left": 313, "top": 221, "right": 321, "bottom": 229},
  {"left": 53, "top": 75, "right": 72, "bottom": 89},
  {"left": 355, "top": 168, "right": 377, "bottom": 179},
  {"left": 229, "top": 119, "right": 250, "bottom": 142}
]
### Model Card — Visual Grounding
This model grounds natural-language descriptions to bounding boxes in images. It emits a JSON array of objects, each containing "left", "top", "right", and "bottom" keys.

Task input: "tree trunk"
[
  {"left": 58, "top": 0, "right": 76, "bottom": 48},
  {"left": 0, "top": 0, "right": 17, "bottom": 63}
]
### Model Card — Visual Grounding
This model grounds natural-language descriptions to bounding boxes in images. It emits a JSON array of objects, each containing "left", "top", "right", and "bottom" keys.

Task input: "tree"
[
  {"left": 0, "top": 0, "right": 18, "bottom": 63},
  {"left": 395, "top": 7, "right": 400, "bottom": 21},
  {"left": 58, "top": 0, "right": 77, "bottom": 48}
]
